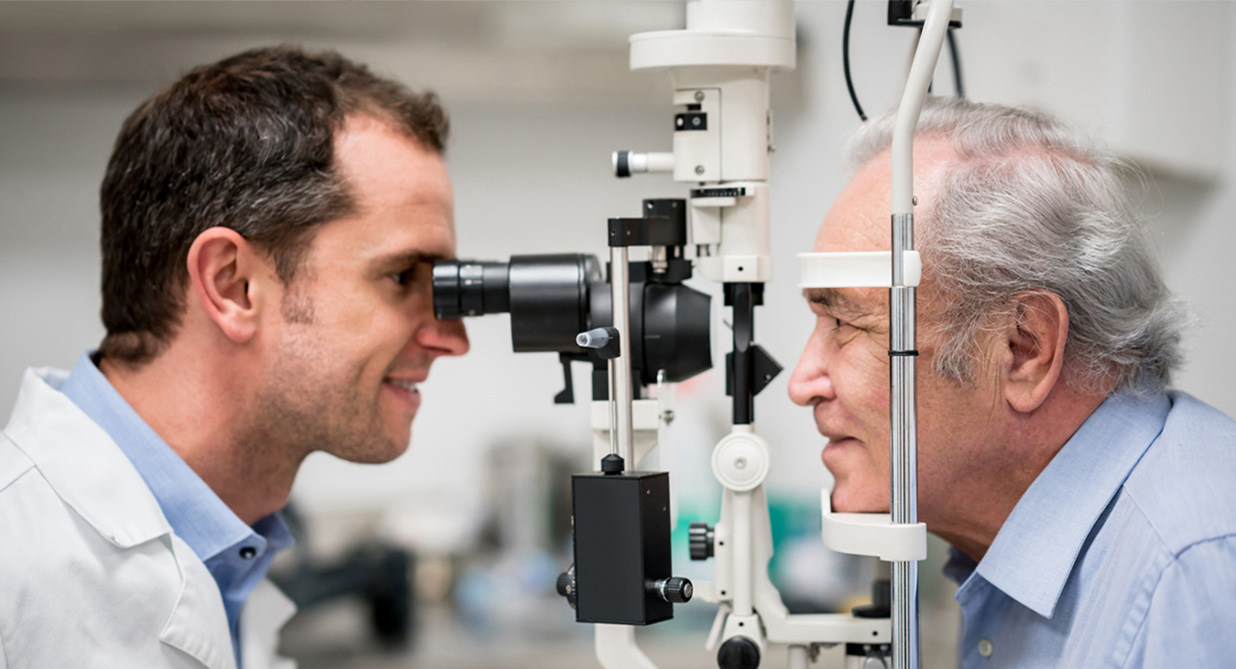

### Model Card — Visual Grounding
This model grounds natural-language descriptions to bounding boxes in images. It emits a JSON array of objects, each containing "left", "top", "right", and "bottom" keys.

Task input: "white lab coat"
[{"left": 0, "top": 368, "right": 297, "bottom": 669}]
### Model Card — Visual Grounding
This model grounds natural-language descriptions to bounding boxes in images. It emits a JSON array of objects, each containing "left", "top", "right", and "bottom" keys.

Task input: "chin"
[
  {"left": 331, "top": 432, "right": 411, "bottom": 464},
  {"left": 830, "top": 482, "right": 890, "bottom": 514}
]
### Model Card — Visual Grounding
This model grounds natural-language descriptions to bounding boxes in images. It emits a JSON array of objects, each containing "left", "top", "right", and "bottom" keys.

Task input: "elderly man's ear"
[
  {"left": 998, "top": 292, "right": 1070, "bottom": 414},
  {"left": 186, "top": 227, "right": 272, "bottom": 345}
]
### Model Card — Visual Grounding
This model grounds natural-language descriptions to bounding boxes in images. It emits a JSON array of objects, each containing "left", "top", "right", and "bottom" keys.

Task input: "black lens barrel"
[
  {"left": 433, "top": 254, "right": 711, "bottom": 385},
  {"left": 509, "top": 255, "right": 600, "bottom": 353},
  {"left": 433, "top": 260, "right": 511, "bottom": 320}
]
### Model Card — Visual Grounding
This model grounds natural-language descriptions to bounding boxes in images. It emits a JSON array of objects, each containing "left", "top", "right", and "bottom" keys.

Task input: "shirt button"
[
  {"left": 239, "top": 546, "right": 257, "bottom": 560},
  {"left": 978, "top": 639, "right": 994, "bottom": 658}
]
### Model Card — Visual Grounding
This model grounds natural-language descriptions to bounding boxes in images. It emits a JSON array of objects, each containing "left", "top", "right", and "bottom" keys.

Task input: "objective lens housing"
[{"left": 433, "top": 254, "right": 711, "bottom": 387}]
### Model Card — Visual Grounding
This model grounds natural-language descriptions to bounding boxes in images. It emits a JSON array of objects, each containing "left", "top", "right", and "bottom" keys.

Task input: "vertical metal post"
[
  {"left": 890, "top": 214, "right": 918, "bottom": 669},
  {"left": 887, "top": 2, "right": 955, "bottom": 665},
  {"left": 610, "top": 246, "right": 635, "bottom": 465}
]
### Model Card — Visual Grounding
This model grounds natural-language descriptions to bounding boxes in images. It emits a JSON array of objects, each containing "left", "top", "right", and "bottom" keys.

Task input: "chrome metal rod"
[
  {"left": 890, "top": 215, "right": 919, "bottom": 669},
  {"left": 607, "top": 359, "right": 619, "bottom": 457},
  {"left": 610, "top": 246, "right": 634, "bottom": 465},
  {"left": 888, "top": 7, "right": 955, "bottom": 667},
  {"left": 891, "top": 561, "right": 919, "bottom": 669}
]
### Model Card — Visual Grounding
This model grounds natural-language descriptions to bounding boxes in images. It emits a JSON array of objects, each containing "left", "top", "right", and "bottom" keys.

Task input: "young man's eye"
[{"left": 390, "top": 267, "right": 417, "bottom": 286}]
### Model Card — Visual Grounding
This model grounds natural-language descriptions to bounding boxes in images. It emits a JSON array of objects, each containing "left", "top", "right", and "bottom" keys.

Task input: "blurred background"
[{"left": 2, "top": 2, "right": 1233, "bottom": 667}]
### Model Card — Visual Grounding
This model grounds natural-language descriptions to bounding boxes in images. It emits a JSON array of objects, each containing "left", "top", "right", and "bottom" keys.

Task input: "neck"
[
  {"left": 99, "top": 341, "right": 300, "bottom": 526},
  {"left": 929, "top": 382, "right": 1108, "bottom": 562}
]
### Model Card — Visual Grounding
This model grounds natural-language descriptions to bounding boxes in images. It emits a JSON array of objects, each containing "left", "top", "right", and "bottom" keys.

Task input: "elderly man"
[
  {"left": 789, "top": 97, "right": 1236, "bottom": 667},
  {"left": 0, "top": 47, "right": 469, "bottom": 668}
]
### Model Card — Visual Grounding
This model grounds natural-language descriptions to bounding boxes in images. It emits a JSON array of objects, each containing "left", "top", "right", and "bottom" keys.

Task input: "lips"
[
  {"left": 385, "top": 378, "right": 419, "bottom": 393},
  {"left": 815, "top": 425, "right": 858, "bottom": 445},
  {"left": 382, "top": 373, "right": 427, "bottom": 411}
]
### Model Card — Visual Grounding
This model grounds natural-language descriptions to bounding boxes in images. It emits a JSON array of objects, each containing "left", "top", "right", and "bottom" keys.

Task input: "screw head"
[
  {"left": 694, "top": 90, "right": 705, "bottom": 102},
  {"left": 694, "top": 165, "right": 705, "bottom": 175},
  {"left": 734, "top": 457, "right": 747, "bottom": 469}
]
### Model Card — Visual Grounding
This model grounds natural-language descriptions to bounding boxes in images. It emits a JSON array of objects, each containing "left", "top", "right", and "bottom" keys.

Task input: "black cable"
[
  {"left": 947, "top": 29, "right": 965, "bottom": 99},
  {"left": 842, "top": 0, "right": 867, "bottom": 122}
]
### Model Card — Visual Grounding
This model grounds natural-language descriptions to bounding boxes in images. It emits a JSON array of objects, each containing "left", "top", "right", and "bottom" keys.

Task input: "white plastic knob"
[{"left": 711, "top": 432, "right": 770, "bottom": 491}]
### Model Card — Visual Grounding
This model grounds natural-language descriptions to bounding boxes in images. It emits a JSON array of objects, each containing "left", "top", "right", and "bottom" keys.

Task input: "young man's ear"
[
  {"left": 1000, "top": 291, "right": 1070, "bottom": 414},
  {"left": 186, "top": 228, "right": 269, "bottom": 344}
]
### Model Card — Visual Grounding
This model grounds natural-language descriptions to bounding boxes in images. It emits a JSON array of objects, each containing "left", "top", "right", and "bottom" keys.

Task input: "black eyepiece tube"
[
  {"left": 433, "top": 255, "right": 601, "bottom": 353},
  {"left": 432, "top": 260, "right": 511, "bottom": 320},
  {"left": 433, "top": 254, "right": 711, "bottom": 387}
]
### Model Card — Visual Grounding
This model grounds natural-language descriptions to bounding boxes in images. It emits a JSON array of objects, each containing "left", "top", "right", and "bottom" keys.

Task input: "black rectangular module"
[
  {"left": 674, "top": 111, "right": 708, "bottom": 132},
  {"left": 571, "top": 471, "right": 673, "bottom": 625}
]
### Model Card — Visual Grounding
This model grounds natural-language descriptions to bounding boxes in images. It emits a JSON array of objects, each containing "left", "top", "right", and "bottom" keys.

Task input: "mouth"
[
  {"left": 382, "top": 376, "right": 424, "bottom": 411},
  {"left": 819, "top": 433, "right": 861, "bottom": 464}
]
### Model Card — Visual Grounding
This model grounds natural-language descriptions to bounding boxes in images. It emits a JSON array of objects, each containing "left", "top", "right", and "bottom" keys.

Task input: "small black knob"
[
  {"left": 689, "top": 522, "right": 715, "bottom": 560},
  {"left": 556, "top": 564, "right": 577, "bottom": 609},
  {"left": 652, "top": 577, "right": 693, "bottom": 604},
  {"left": 600, "top": 454, "right": 625, "bottom": 475},
  {"left": 717, "top": 636, "right": 761, "bottom": 669}
]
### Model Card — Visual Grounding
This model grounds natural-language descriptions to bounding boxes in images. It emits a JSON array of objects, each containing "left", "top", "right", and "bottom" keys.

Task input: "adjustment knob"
[
  {"left": 689, "top": 522, "right": 715, "bottom": 560},
  {"left": 556, "top": 564, "right": 577, "bottom": 609},
  {"left": 652, "top": 577, "right": 694, "bottom": 604},
  {"left": 717, "top": 636, "right": 761, "bottom": 669}
]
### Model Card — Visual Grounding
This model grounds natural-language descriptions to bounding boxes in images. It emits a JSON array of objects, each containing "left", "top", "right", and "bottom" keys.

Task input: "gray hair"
[{"left": 847, "top": 96, "right": 1183, "bottom": 394}]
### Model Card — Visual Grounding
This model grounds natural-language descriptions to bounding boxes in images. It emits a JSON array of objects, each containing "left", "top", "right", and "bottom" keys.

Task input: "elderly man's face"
[{"left": 788, "top": 140, "right": 1003, "bottom": 523}]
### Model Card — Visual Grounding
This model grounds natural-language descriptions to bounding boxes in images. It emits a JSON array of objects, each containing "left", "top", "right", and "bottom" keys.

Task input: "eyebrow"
[
  {"left": 803, "top": 287, "right": 865, "bottom": 316},
  {"left": 369, "top": 250, "right": 452, "bottom": 274}
]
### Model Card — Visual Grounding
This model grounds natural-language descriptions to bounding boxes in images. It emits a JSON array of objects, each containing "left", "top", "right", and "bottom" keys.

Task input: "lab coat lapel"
[
  {"left": 5, "top": 369, "right": 237, "bottom": 669},
  {"left": 242, "top": 580, "right": 299, "bottom": 669},
  {"left": 160, "top": 534, "right": 237, "bottom": 669},
  {"left": 4, "top": 368, "right": 170, "bottom": 548}
]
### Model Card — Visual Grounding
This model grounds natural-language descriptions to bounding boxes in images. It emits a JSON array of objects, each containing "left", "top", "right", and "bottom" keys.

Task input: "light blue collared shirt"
[
  {"left": 943, "top": 389, "right": 1236, "bottom": 667},
  {"left": 59, "top": 352, "right": 294, "bottom": 668}
]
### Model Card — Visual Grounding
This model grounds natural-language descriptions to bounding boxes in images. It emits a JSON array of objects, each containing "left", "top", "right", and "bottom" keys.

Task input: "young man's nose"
[{"left": 417, "top": 317, "right": 470, "bottom": 357}]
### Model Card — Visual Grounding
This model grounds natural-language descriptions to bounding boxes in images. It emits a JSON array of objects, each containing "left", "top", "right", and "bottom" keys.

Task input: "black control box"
[{"left": 571, "top": 470, "right": 673, "bottom": 625}]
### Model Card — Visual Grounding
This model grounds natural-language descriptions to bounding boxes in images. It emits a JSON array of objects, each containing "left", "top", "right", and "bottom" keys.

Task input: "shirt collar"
[
  {"left": 972, "top": 390, "right": 1171, "bottom": 618},
  {"left": 58, "top": 351, "right": 257, "bottom": 562}
]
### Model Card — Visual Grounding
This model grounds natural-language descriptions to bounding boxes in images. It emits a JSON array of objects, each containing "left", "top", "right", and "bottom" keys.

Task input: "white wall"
[{"left": 1, "top": 1, "right": 1233, "bottom": 547}]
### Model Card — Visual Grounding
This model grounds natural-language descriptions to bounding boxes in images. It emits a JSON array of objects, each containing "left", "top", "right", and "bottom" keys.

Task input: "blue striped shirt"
[
  {"left": 944, "top": 390, "right": 1236, "bottom": 667},
  {"left": 59, "top": 352, "right": 293, "bottom": 668}
]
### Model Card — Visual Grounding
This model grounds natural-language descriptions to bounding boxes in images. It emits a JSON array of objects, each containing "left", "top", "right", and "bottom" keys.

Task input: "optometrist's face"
[{"left": 256, "top": 114, "right": 469, "bottom": 464}]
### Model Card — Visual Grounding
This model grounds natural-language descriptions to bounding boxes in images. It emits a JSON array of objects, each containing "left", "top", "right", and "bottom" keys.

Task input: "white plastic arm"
[
  {"left": 799, "top": 251, "right": 922, "bottom": 288},
  {"left": 595, "top": 625, "right": 657, "bottom": 669},
  {"left": 891, "top": 0, "right": 956, "bottom": 215}
]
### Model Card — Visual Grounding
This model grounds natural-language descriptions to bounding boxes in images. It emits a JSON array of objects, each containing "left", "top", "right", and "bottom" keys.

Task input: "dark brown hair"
[{"left": 98, "top": 45, "right": 449, "bottom": 364}]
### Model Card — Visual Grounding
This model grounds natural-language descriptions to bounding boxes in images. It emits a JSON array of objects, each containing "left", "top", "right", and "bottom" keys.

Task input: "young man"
[
  {"left": 790, "top": 97, "right": 1236, "bottom": 667},
  {"left": 0, "top": 47, "right": 468, "bottom": 669}
]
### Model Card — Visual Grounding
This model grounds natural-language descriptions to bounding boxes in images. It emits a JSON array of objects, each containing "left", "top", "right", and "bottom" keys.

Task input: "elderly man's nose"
[{"left": 788, "top": 338, "right": 834, "bottom": 406}]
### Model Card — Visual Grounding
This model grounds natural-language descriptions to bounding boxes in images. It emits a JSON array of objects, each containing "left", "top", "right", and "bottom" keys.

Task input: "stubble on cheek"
[{"left": 247, "top": 329, "right": 405, "bottom": 465}]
